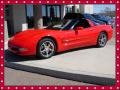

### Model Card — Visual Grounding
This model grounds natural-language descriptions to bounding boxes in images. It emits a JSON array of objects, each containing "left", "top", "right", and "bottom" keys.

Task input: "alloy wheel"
[
  {"left": 40, "top": 41, "right": 55, "bottom": 58},
  {"left": 98, "top": 33, "right": 107, "bottom": 47}
]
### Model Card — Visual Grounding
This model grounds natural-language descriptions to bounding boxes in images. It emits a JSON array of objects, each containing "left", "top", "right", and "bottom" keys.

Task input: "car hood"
[{"left": 10, "top": 29, "right": 58, "bottom": 42}]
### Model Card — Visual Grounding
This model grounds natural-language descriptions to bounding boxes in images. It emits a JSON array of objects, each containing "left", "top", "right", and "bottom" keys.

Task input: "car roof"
[
  {"left": 64, "top": 13, "right": 84, "bottom": 19},
  {"left": 63, "top": 13, "right": 105, "bottom": 24}
]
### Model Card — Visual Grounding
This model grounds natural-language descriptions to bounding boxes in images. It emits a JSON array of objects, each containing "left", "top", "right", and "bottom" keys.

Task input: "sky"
[{"left": 93, "top": 4, "right": 115, "bottom": 13}]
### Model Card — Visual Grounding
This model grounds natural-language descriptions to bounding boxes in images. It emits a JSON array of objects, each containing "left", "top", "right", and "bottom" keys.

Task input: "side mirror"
[{"left": 75, "top": 27, "right": 84, "bottom": 30}]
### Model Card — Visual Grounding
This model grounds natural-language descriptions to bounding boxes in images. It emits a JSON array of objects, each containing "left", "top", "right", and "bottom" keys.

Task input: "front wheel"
[
  {"left": 37, "top": 38, "right": 56, "bottom": 59},
  {"left": 97, "top": 32, "right": 107, "bottom": 47}
]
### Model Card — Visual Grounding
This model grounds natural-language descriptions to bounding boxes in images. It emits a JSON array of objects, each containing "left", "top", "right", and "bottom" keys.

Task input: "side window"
[
  {"left": 62, "top": 19, "right": 79, "bottom": 30},
  {"left": 87, "top": 19, "right": 95, "bottom": 27}
]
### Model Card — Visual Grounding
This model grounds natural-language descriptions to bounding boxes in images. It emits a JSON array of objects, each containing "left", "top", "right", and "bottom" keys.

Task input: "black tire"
[
  {"left": 97, "top": 32, "right": 107, "bottom": 47},
  {"left": 36, "top": 38, "right": 56, "bottom": 59}
]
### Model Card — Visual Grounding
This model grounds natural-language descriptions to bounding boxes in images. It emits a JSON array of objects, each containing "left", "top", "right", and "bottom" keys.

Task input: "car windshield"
[{"left": 45, "top": 19, "right": 79, "bottom": 30}]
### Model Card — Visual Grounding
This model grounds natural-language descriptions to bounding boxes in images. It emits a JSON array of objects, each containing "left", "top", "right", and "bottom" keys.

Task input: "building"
[{"left": 4, "top": 4, "right": 93, "bottom": 39}]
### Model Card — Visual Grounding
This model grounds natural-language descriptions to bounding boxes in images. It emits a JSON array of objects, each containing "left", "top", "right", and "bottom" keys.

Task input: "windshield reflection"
[{"left": 45, "top": 19, "right": 79, "bottom": 30}]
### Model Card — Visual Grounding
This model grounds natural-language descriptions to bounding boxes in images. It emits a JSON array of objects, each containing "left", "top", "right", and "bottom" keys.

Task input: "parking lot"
[{"left": 5, "top": 37, "right": 115, "bottom": 85}]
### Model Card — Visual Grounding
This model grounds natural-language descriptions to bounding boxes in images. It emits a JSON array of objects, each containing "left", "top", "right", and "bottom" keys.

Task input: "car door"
[
  {"left": 76, "top": 27, "right": 98, "bottom": 47},
  {"left": 59, "top": 30, "right": 78, "bottom": 50}
]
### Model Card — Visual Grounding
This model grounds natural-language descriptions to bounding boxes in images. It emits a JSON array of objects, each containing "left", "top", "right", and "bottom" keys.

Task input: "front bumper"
[{"left": 8, "top": 42, "right": 33, "bottom": 56}]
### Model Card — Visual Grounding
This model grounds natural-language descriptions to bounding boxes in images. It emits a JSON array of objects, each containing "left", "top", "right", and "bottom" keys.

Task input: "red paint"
[{"left": 8, "top": 20, "right": 113, "bottom": 56}]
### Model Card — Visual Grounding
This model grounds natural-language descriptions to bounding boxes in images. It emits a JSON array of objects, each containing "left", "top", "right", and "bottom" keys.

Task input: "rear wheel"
[
  {"left": 37, "top": 38, "right": 56, "bottom": 59},
  {"left": 97, "top": 32, "right": 107, "bottom": 47}
]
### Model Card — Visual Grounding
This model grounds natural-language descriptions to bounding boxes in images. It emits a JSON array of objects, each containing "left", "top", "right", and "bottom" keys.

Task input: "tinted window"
[
  {"left": 62, "top": 19, "right": 79, "bottom": 30},
  {"left": 74, "top": 19, "right": 90, "bottom": 28}
]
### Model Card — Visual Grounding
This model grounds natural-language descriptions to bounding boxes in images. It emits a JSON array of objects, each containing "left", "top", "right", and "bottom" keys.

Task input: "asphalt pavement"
[{"left": 5, "top": 67, "right": 92, "bottom": 85}]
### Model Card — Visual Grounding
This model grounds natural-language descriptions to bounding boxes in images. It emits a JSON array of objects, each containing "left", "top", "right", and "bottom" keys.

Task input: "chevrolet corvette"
[{"left": 8, "top": 13, "right": 113, "bottom": 59}]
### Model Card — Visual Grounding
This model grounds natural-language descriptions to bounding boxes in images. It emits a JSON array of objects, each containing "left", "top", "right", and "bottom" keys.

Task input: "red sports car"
[{"left": 8, "top": 14, "right": 113, "bottom": 59}]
